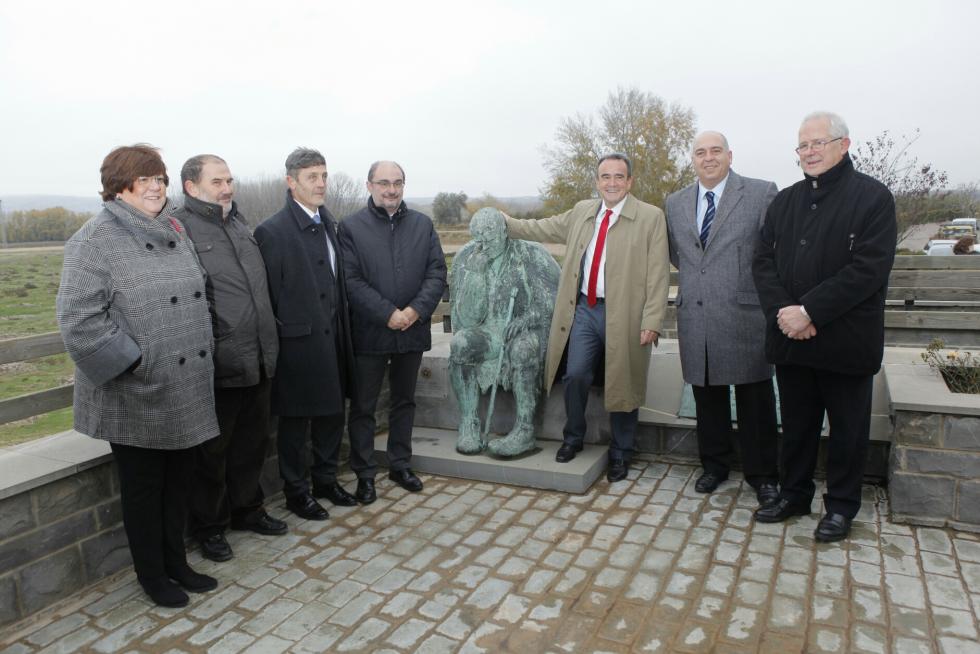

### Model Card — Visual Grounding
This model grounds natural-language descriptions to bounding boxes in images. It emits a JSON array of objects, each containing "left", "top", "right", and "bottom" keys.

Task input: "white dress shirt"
[
  {"left": 696, "top": 173, "right": 729, "bottom": 232},
  {"left": 579, "top": 196, "right": 626, "bottom": 298}
]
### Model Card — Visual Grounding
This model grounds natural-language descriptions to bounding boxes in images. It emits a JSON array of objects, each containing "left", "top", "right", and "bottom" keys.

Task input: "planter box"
[{"left": 883, "top": 347, "right": 980, "bottom": 532}]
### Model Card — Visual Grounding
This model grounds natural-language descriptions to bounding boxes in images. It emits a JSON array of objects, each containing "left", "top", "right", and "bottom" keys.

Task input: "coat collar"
[
  {"left": 284, "top": 190, "right": 334, "bottom": 232},
  {"left": 181, "top": 193, "right": 241, "bottom": 224},
  {"left": 591, "top": 193, "right": 641, "bottom": 222},
  {"left": 368, "top": 196, "right": 406, "bottom": 221}
]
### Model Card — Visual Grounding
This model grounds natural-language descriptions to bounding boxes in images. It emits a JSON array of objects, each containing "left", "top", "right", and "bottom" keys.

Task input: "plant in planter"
[{"left": 921, "top": 338, "right": 980, "bottom": 393}]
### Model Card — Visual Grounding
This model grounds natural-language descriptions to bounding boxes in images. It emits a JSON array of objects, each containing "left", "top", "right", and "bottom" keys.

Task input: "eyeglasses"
[
  {"left": 370, "top": 179, "right": 404, "bottom": 189},
  {"left": 135, "top": 175, "right": 167, "bottom": 187},
  {"left": 795, "top": 137, "right": 842, "bottom": 154}
]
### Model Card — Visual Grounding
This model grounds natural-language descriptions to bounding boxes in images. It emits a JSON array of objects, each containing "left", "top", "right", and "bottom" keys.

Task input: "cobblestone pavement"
[{"left": 3, "top": 459, "right": 980, "bottom": 653}]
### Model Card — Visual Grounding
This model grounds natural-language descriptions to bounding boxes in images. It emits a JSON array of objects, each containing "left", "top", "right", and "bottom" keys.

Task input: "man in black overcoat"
[
  {"left": 752, "top": 111, "right": 896, "bottom": 542},
  {"left": 255, "top": 148, "right": 357, "bottom": 521}
]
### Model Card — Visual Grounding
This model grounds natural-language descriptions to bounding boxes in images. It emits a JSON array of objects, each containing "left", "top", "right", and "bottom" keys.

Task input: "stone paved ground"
[{"left": 3, "top": 459, "right": 980, "bottom": 654}]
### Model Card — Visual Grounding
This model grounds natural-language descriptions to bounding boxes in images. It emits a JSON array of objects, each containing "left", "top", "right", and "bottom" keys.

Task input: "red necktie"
[{"left": 587, "top": 209, "right": 613, "bottom": 307}]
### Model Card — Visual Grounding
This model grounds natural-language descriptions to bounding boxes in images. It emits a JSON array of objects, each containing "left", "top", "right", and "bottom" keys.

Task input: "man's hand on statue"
[
  {"left": 640, "top": 330, "right": 659, "bottom": 347},
  {"left": 777, "top": 305, "right": 811, "bottom": 335},
  {"left": 400, "top": 306, "right": 420, "bottom": 331},
  {"left": 504, "top": 317, "right": 527, "bottom": 340}
]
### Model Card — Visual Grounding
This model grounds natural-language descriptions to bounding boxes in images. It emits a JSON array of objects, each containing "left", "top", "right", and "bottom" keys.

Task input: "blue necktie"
[{"left": 700, "top": 191, "right": 715, "bottom": 248}]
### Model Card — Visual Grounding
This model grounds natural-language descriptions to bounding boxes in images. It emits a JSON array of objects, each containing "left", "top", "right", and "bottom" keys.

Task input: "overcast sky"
[{"left": 1, "top": 0, "right": 977, "bottom": 202}]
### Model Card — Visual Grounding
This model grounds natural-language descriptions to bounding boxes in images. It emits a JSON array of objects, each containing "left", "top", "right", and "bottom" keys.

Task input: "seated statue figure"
[{"left": 449, "top": 208, "right": 560, "bottom": 457}]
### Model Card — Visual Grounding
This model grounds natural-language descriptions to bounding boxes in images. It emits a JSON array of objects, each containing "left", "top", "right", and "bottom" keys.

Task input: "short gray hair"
[
  {"left": 180, "top": 154, "right": 226, "bottom": 190},
  {"left": 597, "top": 152, "right": 632, "bottom": 178},
  {"left": 368, "top": 160, "right": 406, "bottom": 182},
  {"left": 801, "top": 111, "right": 849, "bottom": 139},
  {"left": 285, "top": 148, "right": 326, "bottom": 179}
]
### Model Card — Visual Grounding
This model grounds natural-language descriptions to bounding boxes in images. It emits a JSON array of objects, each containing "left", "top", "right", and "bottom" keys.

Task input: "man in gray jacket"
[
  {"left": 665, "top": 132, "right": 779, "bottom": 507},
  {"left": 176, "top": 155, "right": 287, "bottom": 562}
]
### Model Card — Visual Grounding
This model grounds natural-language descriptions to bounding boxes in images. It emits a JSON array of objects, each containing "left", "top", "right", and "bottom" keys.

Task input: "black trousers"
[
  {"left": 189, "top": 377, "right": 271, "bottom": 538},
  {"left": 277, "top": 413, "right": 344, "bottom": 497},
  {"left": 111, "top": 442, "right": 194, "bottom": 581},
  {"left": 348, "top": 351, "right": 423, "bottom": 478},
  {"left": 775, "top": 364, "right": 874, "bottom": 518},
  {"left": 692, "top": 376, "right": 779, "bottom": 489}
]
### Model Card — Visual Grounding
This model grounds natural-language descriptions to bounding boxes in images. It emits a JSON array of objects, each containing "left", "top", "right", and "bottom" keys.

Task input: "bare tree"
[
  {"left": 226, "top": 172, "right": 366, "bottom": 229},
  {"left": 852, "top": 129, "right": 949, "bottom": 242}
]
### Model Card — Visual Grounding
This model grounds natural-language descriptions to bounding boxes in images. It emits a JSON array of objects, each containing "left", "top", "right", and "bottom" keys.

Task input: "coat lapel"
[{"left": 705, "top": 171, "right": 744, "bottom": 249}]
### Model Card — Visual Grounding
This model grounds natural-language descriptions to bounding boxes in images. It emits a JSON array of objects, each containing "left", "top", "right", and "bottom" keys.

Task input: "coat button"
[
  {"left": 145, "top": 243, "right": 154, "bottom": 250},
  {"left": 697, "top": 300, "right": 703, "bottom": 306},
  {"left": 179, "top": 357, "right": 186, "bottom": 365},
  {"left": 198, "top": 350, "right": 206, "bottom": 357},
  {"left": 810, "top": 203, "right": 817, "bottom": 210},
  {"left": 324, "top": 329, "right": 330, "bottom": 335},
  {"left": 195, "top": 291, "right": 202, "bottom": 298},
  {"left": 320, "top": 293, "right": 326, "bottom": 299},
  {"left": 170, "top": 296, "right": 178, "bottom": 303},
  {"left": 318, "top": 259, "right": 325, "bottom": 265},
  {"left": 800, "top": 239, "right": 807, "bottom": 245},
  {"left": 168, "top": 241, "right": 176, "bottom": 248},
  {"left": 700, "top": 269, "right": 706, "bottom": 274}
]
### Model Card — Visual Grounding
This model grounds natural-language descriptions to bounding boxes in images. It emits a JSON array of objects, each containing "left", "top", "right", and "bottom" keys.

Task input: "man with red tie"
[{"left": 505, "top": 154, "right": 670, "bottom": 481}]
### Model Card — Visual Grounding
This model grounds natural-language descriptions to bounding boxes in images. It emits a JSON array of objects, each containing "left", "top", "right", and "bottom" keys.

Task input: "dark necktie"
[
  {"left": 587, "top": 209, "right": 613, "bottom": 307},
  {"left": 700, "top": 191, "right": 715, "bottom": 248}
]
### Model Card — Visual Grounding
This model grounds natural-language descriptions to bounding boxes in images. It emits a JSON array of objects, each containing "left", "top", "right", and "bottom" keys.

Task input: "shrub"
[{"left": 921, "top": 338, "right": 980, "bottom": 394}]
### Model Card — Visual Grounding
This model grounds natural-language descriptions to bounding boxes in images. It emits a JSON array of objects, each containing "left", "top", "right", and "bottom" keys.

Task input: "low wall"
[{"left": 883, "top": 349, "right": 980, "bottom": 533}]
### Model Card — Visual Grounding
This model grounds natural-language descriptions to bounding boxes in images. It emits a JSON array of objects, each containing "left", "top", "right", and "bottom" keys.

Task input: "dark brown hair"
[
  {"left": 100, "top": 144, "right": 169, "bottom": 201},
  {"left": 954, "top": 235, "right": 976, "bottom": 255}
]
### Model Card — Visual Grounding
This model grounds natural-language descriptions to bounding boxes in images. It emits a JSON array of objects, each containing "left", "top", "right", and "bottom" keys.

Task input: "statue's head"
[{"left": 469, "top": 207, "right": 508, "bottom": 260}]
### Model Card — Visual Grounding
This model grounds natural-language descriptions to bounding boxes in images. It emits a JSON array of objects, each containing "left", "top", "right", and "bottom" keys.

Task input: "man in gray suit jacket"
[{"left": 665, "top": 131, "right": 779, "bottom": 507}]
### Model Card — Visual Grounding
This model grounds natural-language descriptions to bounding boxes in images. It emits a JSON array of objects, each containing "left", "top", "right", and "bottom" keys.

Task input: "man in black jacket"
[
  {"left": 176, "top": 155, "right": 287, "bottom": 561},
  {"left": 752, "top": 111, "right": 896, "bottom": 542},
  {"left": 255, "top": 148, "right": 358, "bottom": 521},
  {"left": 339, "top": 161, "right": 446, "bottom": 499}
]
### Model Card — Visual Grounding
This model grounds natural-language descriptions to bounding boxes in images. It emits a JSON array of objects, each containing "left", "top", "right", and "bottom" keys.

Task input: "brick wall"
[{"left": 889, "top": 410, "right": 980, "bottom": 533}]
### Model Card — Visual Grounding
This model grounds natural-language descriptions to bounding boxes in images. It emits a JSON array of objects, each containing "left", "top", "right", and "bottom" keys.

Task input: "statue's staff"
[{"left": 483, "top": 286, "right": 518, "bottom": 447}]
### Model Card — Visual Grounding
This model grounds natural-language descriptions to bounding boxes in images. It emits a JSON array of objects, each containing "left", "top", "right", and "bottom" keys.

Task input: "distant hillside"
[{"left": 1, "top": 195, "right": 103, "bottom": 214}]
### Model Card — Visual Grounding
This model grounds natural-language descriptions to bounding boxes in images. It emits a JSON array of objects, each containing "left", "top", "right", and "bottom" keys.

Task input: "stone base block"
[{"left": 374, "top": 427, "right": 607, "bottom": 494}]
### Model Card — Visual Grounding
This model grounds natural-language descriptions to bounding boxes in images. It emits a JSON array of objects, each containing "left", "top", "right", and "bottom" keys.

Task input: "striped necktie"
[{"left": 700, "top": 191, "right": 715, "bottom": 248}]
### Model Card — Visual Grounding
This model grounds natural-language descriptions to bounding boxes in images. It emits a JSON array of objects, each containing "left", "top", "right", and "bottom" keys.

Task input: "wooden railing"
[{"left": 2, "top": 255, "right": 978, "bottom": 428}]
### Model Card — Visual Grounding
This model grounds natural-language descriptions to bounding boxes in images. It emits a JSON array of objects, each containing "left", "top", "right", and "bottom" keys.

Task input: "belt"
[{"left": 579, "top": 293, "right": 604, "bottom": 304}]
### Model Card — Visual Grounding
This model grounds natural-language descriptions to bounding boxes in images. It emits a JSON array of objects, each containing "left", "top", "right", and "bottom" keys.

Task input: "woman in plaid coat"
[{"left": 56, "top": 145, "right": 220, "bottom": 608}]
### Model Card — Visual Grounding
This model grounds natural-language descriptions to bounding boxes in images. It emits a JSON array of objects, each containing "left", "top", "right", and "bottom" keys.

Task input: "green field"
[{"left": 0, "top": 249, "right": 74, "bottom": 445}]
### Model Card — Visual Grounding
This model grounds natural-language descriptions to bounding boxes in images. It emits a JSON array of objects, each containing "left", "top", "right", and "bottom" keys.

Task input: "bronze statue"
[{"left": 449, "top": 208, "right": 560, "bottom": 457}]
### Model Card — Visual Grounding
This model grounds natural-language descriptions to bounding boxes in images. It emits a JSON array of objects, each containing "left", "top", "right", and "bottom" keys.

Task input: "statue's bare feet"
[
  {"left": 487, "top": 423, "right": 536, "bottom": 457},
  {"left": 456, "top": 417, "right": 484, "bottom": 454}
]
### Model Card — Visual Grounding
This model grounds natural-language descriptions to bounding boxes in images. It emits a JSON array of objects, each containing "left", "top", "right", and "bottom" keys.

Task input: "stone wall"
[
  {"left": 889, "top": 410, "right": 980, "bottom": 533},
  {"left": 0, "top": 462, "right": 127, "bottom": 627}
]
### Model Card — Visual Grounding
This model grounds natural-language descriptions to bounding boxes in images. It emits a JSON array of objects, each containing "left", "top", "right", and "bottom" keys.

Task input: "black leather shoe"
[
  {"left": 314, "top": 482, "right": 358, "bottom": 507},
  {"left": 140, "top": 576, "right": 189, "bottom": 608},
  {"left": 555, "top": 443, "right": 582, "bottom": 463},
  {"left": 231, "top": 511, "right": 288, "bottom": 536},
  {"left": 755, "top": 483, "right": 780, "bottom": 508},
  {"left": 199, "top": 533, "right": 233, "bottom": 562},
  {"left": 356, "top": 478, "right": 377, "bottom": 504},
  {"left": 607, "top": 459, "right": 628, "bottom": 482},
  {"left": 286, "top": 492, "right": 329, "bottom": 520},
  {"left": 389, "top": 468, "right": 423, "bottom": 492},
  {"left": 166, "top": 565, "right": 218, "bottom": 593},
  {"left": 814, "top": 512, "right": 852, "bottom": 542},
  {"left": 754, "top": 498, "right": 810, "bottom": 523},
  {"left": 695, "top": 471, "right": 727, "bottom": 493}
]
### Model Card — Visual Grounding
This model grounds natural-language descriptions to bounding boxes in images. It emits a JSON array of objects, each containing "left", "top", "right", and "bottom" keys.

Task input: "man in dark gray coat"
[
  {"left": 338, "top": 161, "right": 446, "bottom": 500},
  {"left": 666, "top": 131, "right": 779, "bottom": 507},
  {"left": 175, "top": 155, "right": 287, "bottom": 562},
  {"left": 255, "top": 148, "right": 357, "bottom": 521}
]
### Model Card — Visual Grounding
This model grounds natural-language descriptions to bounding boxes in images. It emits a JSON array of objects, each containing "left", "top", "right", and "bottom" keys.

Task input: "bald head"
[{"left": 692, "top": 131, "right": 733, "bottom": 189}]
